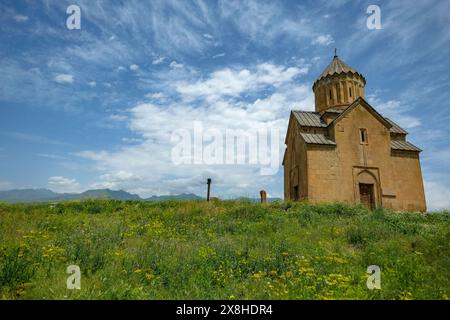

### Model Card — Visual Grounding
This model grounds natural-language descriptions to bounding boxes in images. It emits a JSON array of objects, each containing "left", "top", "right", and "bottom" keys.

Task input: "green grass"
[{"left": 0, "top": 199, "right": 448, "bottom": 300}]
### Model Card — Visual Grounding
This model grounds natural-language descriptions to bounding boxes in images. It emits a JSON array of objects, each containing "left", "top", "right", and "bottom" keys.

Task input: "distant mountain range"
[
  {"left": 0, "top": 188, "right": 203, "bottom": 203},
  {"left": 0, "top": 188, "right": 282, "bottom": 204}
]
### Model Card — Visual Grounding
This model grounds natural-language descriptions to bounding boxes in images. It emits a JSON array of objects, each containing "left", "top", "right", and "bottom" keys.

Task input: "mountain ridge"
[
  {"left": 0, "top": 188, "right": 202, "bottom": 203},
  {"left": 0, "top": 188, "right": 281, "bottom": 203}
]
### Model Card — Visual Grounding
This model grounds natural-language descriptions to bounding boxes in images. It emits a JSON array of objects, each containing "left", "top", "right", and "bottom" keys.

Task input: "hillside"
[
  {"left": 0, "top": 188, "right": 60, "bottom": 203},
  {"left": 0, "top": 200, "right": 448, "bottom": 300},
  {"left": 0, "top": 188, "right": 201, "bottom": 203}
]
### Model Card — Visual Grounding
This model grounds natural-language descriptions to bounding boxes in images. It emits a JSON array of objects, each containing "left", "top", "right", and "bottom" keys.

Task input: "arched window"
[
  {"left": 329, "top": 90, "right": 332, "bottom": 100},
  {"left": 360, "top": 128, "right": 368, "bottom": 144},
  {"left": 349, "top": 87, "right": 352, "bottom": 97}
]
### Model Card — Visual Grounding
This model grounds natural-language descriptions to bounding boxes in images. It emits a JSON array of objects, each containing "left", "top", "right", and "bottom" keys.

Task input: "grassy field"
[{"left": 0, "top": 199, "right": 448, "bottom": 300}]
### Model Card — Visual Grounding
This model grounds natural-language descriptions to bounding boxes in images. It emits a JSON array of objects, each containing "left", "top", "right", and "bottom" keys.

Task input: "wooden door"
[
  {"left": 293, "top": 186, "right": 299, "bottom": 201},
  {"left": 359, "top": 183, "right": 375, "bottom": 209}
]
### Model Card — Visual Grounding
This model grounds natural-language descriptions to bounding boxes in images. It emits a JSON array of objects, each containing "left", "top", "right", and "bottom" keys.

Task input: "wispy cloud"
[
  {"left": 54, "top": 73, "right": 74, "bottom": 84},
  {"left": 169, "top": 61, "right": 184, "bottom": 69},
  {"left": 13, "top": 15, "right": 29, "bottom": 23},
  {"left": 366, "top": 94, "right": 421, "bottom": 129},
  {"left": 48, "top": 176, "right": 81, "bottom": 193},
  {"left": 212, "top": 53, "right": 226, "bottom": 59},
  {"left": 91, "top": 171, "right": 142, "bottom": 190},
  {"left": 36, "top": 153, "right": 68, "bottom": 160},
  {"left": 129, "top": 64, "right": 139, "bottom": 71},
  {"left": 4, "top": 132, "right": 68, "bottom": 146},
  {"left": 312, "top": 34, "right": 334, "bottom": 46},
  {"left": 152, "top": 57, "right": 165, "bottom": 65}
]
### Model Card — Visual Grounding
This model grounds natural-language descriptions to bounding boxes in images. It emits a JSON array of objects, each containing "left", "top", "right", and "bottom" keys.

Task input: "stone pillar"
[
  {"left": 260, "top": 190, "right": 267, "bottom": 206},
  {"left": 351, "top": 81, "right": 355, "bottom": 101},
  {"left": 332, "top": 84, "right": 337, "bottom": 106},
  {"left": 206, "top": 178, "right": 211, "bottom": 201},
  {"left": 343, "top": 81, "right": 348, "bottom": 103}
]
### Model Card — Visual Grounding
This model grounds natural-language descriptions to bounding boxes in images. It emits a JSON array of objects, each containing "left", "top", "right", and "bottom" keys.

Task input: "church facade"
[{"left": 282, "top": 54, "right": 426, "bottom": 212}]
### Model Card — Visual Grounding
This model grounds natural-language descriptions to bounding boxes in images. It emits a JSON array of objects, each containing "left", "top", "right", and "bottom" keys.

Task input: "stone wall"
[
  {"left": 292, "top": 102, "right": 426, "bottom": 212},
  {"left": 389, "top": 151, "right": 426, "bottom": 211}
]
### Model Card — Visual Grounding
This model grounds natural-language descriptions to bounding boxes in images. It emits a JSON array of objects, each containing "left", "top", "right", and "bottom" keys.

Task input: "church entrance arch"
[
  {"left": 359, "top": 183, "right": 375, "bottom": 209},
  {"left": 355, "top": 169, "right": 380, "bottom": 209}
]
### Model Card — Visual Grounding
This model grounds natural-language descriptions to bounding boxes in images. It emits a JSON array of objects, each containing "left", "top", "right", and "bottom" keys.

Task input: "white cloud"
[
  {"left": 169, "top": 61, "right": 184, "bottom": 69},
  {"left": 203, "top": 33, "right": 214, "bottom": 40},
  {"left": 122, "top": 137, "right": 143, "bottom": 144},
  {"left": 91, "top": 171, "right": 142, "bottom": 190},
  {"left": 109, "top": 114, "right": 128, "bottom": 122},
  {"left": 176, "top": 63, "right": 307, "bottom": 100},
  {"left": 146, "top": 92, "right": 165, "bottom": 99},
  {"left": 152, "top": 57, "right": 165, "bottom": 65},
  {"left": 312, "top": 34, "right": 334, "bottom": 46},
  {"left": 88, "top": 81, "right": 97, "bottom": 87},
  {"left": 14, "top": 15, "right": 28, "bottom": 22},
  {"left": 218, "top": 0, "right": 319, "bottom": 45},
  {"left": 78, "top": 62, "right": 312, "bottom": 198},
  {"left": 0, "top": 181, "right": 12, "bottom": 191},
  {"left": 424, "top": 180, "right": 450, "bottom": 211},
  {"left": 48, "top": 176, "right": 81, "bottom": 193},
  {"left": 212, "top": 53, "right": 226, "bottom": 59},
  {"left": 145, "top": 92, "right": 167, "bottom": 103},
  {"left": 367, "top": 95, "right": 421, "bottom": 129},
  {"left": 54, "top": 73, "right": 74, "bottom": 84},
  {"left": 129, "top": 64, "right": 139, "bottom": 71}
]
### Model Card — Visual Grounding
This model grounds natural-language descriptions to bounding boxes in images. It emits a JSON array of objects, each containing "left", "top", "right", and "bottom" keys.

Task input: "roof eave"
[
  {"left": 312, "top": 71, "right": 366, "bottom": 90},
  {"left": 329, "top": 97, "right": 393, "bottom": 130}
]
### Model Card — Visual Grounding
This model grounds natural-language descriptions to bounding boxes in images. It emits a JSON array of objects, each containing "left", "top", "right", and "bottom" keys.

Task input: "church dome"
[
  {"left": 312, "top": 52, "right": 366, "bottom": 113},
  {"left": 314, "top": 55, "right": 365, "bottom": 86}
]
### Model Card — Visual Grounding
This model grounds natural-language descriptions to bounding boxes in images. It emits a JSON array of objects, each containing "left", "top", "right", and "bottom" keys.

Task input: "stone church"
[{"left": 282, "top": 53, "right": 426, "bottom": 211}]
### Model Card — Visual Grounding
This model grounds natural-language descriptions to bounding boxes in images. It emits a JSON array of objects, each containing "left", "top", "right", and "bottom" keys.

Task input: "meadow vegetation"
[{"left": 0, "top": 199, "right": 448, "bottom": 299}]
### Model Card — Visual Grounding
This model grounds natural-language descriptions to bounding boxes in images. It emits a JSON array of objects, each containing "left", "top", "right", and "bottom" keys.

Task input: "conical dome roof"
[{"left": 313, "top": 55, "right": 365, "bottom": 87}]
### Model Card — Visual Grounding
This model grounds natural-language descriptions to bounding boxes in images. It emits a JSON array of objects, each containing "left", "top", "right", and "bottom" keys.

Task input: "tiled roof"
[
  {"left": 314, "top": 56, "right": 365, "bottom": 86},
  {"left": 391, "top": 140, "right": 421, "bottom": 152},
  {"left": 292, "top": 111, "right": 327, "bottom": 127},
  {"left": 386, "top": 118, "right": 408, "bottom": 134},
  {"left": 292, "top": 104, "right": 420, "bottom": 152},
  {"left": 300, "top": 133, "right": 336, "bottom": 145}
]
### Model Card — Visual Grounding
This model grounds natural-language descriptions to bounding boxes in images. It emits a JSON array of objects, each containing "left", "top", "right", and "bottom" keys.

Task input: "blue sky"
[{"left": 0, "top": 0, "right": 449, "bottom": 209}]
